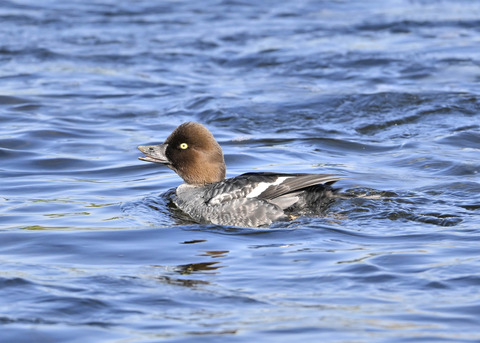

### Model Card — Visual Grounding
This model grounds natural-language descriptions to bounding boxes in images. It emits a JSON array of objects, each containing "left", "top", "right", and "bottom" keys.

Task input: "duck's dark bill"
[
  {"left": 138, "top": 155, "right": 164, "bottom": 163},
  {"left": 137, "top": 145, "right": 170, "bottom": 164}
]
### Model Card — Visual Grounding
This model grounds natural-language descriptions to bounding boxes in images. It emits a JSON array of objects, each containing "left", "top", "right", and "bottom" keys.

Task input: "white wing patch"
[{"left": 246, "top": 176, "right": 289, "bottom": 198}]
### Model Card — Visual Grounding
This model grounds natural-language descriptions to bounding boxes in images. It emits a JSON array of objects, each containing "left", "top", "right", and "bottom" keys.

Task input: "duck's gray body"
[{"left": 174, "top": 172, "right": 341, "bottom": 227}]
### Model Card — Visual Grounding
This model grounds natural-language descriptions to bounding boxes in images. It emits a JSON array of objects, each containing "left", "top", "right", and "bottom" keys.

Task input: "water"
[{"left": 1, "top": 0, "right": 480, "bottom": 342}]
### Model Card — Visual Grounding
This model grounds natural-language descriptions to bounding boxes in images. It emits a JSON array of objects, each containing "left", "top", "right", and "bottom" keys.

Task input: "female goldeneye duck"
[{"left": 138, "top": 122, "right": 342, "bottom": 228}]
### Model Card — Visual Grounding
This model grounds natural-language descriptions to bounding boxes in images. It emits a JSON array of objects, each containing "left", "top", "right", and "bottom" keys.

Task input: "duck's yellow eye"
[{"left": 179, "top": 143, "right": 188, "bottom": 150}]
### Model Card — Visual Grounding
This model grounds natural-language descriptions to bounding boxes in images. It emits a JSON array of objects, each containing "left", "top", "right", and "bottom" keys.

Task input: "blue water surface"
[{"left": 1, "top": 0, "right": 480, "bottom": 342}]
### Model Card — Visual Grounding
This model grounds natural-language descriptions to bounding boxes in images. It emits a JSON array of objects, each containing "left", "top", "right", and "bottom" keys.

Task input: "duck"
[{"left": 138, "top": 122, "right": 342, "bottom": 227}]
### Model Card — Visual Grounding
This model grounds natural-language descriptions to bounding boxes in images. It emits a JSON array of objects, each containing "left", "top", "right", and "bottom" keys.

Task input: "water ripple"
[{"left": 1, "top": 0, "right": 480, "bottom": 342}]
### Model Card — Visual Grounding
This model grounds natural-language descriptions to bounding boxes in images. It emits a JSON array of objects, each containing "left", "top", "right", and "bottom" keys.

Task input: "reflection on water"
[{"left": 176, "top": 261, "right": 223, "bottom": 275}]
